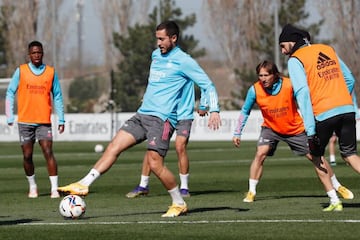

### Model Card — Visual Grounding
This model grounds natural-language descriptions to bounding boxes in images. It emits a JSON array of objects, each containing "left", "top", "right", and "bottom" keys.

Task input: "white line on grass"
[{"left": 18, "top": 219, "right": 360, "bottom": 226}]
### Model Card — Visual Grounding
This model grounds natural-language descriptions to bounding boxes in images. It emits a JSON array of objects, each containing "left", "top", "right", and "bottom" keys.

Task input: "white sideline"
[{"left": 18, "top": 219, "right": 360, "bottom": 225}]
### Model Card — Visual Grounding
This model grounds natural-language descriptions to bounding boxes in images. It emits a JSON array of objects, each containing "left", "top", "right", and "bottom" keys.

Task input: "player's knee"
[
  {"left": 175, "top": 141, "right": 186, "bottom": 152},
  {"left": 42, "top": 148, "right": 54, "bottom": 158},
  {"left": 255, "top": 151, "right": 267, "bottom": 161},
  {"left": 147, "top": 151, "right": 164, "bottom": 175},
  {"left": 23, "top": 155, "right": 33, "bottom": 163}
]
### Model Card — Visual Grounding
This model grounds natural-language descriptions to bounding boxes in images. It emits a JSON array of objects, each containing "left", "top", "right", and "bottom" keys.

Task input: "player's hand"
[
  {"left": 58, "top": 124, "right": 65, "bottom": 134},
  {"left": 308, "top": 135, "right": 321, "bottom": 157},
  {"left": 197, "top": 109, "right": 208, "bottom": 117},
  {"left": 232, "top": 136, "right": 241, "bottom": 147},
  {"left": 208, "top": 112, "right": 221, "bottom": 130}
]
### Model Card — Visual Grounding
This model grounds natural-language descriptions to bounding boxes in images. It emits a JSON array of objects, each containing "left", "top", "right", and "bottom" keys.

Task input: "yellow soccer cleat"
[
  {"left": 57, "top": 182, "right": 89, "bottom": 196},
  {"left": 322, "top": 201, "right": 343, "bottom": 212},
  {"left": 161, "top": 203, "right": 188, "bottom": 217},
  {"left": 243, "top": 191, "right": 256, "bottom": 203},
  {"left": 337, "top": 186, "right": 354, "bottom": 200}
]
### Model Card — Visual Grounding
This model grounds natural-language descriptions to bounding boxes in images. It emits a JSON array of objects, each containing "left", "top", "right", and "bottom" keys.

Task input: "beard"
[{"left": 290, "top": 39, "right": 310, "bottom": 56}]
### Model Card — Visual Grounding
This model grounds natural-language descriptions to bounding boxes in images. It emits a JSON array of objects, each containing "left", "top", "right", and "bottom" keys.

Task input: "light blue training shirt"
[{"left": 138, "top": 46, "right": 219, "bottom": 127}]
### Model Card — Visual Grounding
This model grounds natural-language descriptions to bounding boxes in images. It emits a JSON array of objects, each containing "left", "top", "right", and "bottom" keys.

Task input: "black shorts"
[{"left": 316, "top": 112, "right": 357, "bottom": 157}]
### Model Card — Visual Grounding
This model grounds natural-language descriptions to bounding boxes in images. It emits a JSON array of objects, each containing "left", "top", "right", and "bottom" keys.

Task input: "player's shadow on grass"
[
  {"left": 320, "top": 202, "right": 360, "bottom": 208},
  {"left": 39, "top": 193, "right": 53, "bottom": 197},
  {"left": 260, "top": 194, "right": 326, "bottom": 201},
  {"left": 129, "top": 189, "right": 239, "bottom": 198},
  {"left": 0, "top": 218, "right": 39, "bottom": 226},
  {"left": 189, "top": 189, "right": 239, "bottom": 196},
  {"left": 188, "top": 206, "right": 249, "bottom": 214},
  {"left": 87, "top": 206, "right": 249, "bottom": 219}
]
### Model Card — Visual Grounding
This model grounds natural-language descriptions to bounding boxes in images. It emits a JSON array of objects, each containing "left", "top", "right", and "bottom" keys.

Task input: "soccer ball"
[
  {"left": 59, "top": 195, "right": 86, "bottom": 219},
  {"left": 94, "top": 144, "right": 104, "bottom": 153}
]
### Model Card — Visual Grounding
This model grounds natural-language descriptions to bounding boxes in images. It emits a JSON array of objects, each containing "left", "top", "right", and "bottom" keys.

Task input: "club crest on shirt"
[
  {"left": 149, "top": 70, "right": 165, "bottom": 82},
  {"left": 166, "top": 61, "right": 173, "bottom": 68}
]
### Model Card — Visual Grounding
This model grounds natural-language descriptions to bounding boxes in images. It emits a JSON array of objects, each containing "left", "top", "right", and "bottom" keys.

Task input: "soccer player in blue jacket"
[{"left": 58, "top": 21, "right": 221, "bottom": 217}]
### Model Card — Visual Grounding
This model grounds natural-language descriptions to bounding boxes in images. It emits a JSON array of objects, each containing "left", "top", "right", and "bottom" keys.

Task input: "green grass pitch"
[{"left": 0, "top": 141, "right": 360, "bottom": 239}]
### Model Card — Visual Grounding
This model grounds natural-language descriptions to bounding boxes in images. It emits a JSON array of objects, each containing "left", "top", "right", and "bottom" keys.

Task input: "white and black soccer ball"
[{"left": 59, "top": 195, "right": 86, "bottom": 219}]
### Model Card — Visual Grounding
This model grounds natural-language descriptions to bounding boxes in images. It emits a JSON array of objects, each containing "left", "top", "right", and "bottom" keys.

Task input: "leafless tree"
[
  {"left": 316, "top": 0, "right": 360, "bottom": 93},
  {"left": 94, "top": 0, "right": 150, "bottom": 72},
  {"left": 202, "top": 0, "right": 271, "bottom": 108},
  {"left": 202, "top": 0, "right": 270, "bottom": 72},
  {"left": 0, "top": 0, "right": 68, "bottom": 76},
  {"left": 40, "top": 0, "right": 70, "bottom": 71},
  {"left": 1, "top": 0, "right": 39, "bottom": 74}
]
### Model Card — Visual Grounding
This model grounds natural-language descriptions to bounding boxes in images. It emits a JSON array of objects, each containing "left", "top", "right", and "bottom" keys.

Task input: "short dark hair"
[
  {"left": 156, "top": 20, "right": 180, "bottom": 41},
  {"left": 28, "top": 41, "right": 43, "bottom": 51}
]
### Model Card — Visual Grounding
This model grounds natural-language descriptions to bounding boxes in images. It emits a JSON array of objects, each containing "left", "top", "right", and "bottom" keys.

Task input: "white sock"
[
  {"left": 330, "top": 155, "right": 336, "bottom": 163},
  {"left": 79, "top": 168, "right": 100, "bottom": 186},
  {"left": 139, "top": 175, "right": 150, "bottom": 188},
  {"left": 168, "top": 186, "right": 185, "bottom": 205},
  {"left": 330, "top": 174, "right": 341, "bottom": 190},
  {"left": 249, "top": 179, "right": 258, "bottom": 194},
  {"left": 26, "top": 174, "right": 37, "bottom": 190},
  {"left": 179, "top": 173, "right": 189, "bottom": 190},
  {"left": 49, "top": 175, "right": 58, "bottom": 192},
  {"left": 327, "top": 189, "right": 340, "bottom": 204}
]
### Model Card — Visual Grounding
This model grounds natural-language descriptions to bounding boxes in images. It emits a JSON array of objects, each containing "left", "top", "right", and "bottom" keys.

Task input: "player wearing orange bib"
[
  {"left": 233, "top": 60, "right": 353, "bottom": 210},
  {"left": 6, "top": 41, "right": 65, "bottom": 199},
  {"left": 279, "top": 24, "right": 360, "bottom": 211}
]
